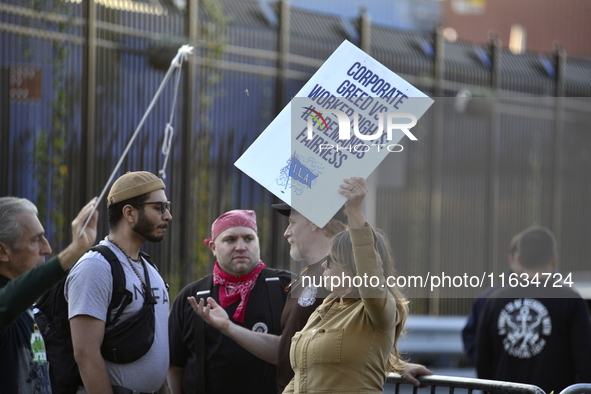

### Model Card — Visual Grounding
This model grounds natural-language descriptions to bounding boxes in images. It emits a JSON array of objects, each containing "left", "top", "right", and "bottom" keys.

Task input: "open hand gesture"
[{"left": 188, "top": 296, "right": 231, "bottom": 334}]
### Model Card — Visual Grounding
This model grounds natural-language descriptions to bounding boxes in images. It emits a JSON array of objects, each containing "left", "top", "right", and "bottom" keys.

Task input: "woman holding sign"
[{"left": 283, "top": 177, "right": 409, "bottom": 393}]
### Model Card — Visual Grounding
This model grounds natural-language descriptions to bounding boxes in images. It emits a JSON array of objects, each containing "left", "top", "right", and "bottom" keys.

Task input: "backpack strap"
[
  {"left": 261, "top": 268, "right": 285, "bottom": 332},
  {"left": 139, "top": 251, "right": 156, "bottom": 269},
  {"left": 139, "top": 250, "right": 170, "bottom": 293},
  {"left": 193, "top": 275, "right": 213, "bottom": 394},
  {"left": 260, "top": 268, "right": 286, "bottom": 391},
  {"left": 90, "top": 245, "right": 132, "bottom": 326}
]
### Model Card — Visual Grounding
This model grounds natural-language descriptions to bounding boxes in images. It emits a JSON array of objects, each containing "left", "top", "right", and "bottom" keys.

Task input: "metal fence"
[
  {"left": 387, "top": 373, "right": 546, "bottom": 394},
  {"left": 1, "top": 0, "right": 591, "bottom": 313},
  {"left": 559, "top": 384, "right": 591, "bottom": 394}
]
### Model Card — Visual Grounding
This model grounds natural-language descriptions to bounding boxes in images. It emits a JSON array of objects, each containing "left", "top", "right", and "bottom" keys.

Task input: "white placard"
[{"left": 235, "top": 40, "right": 433, "bottom": 227}]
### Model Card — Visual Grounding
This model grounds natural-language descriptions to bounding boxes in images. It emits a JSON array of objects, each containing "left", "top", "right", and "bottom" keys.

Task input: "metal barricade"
[
  {"left": 387, "top": 373, "right": 546, "bottom": 394},
  {"left": 559, "top": 384, "right": 591, "bottom": 394}
]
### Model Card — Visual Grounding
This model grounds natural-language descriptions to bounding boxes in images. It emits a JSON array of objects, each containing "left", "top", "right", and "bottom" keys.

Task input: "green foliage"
[
  {"left": 191, "top": 0, "right": 229, "bottom": 280},
  {"left": 33, "top": 129, "right": 49, "bottom": 221},
  {"left": 166, "top": 272, "right": 184, "bottom": 303},
  {"left": 31, "top": 0, "right": 71, "bottom": 250}
]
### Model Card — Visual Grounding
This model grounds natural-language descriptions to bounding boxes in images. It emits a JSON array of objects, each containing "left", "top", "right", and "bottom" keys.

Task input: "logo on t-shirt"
[
  {"left": 497, "top": 298, "right": 552, "bottom": 359},
  {"left": 30, "top": 323, "right": 47, "bottom": 362},
  {"left": 252, "top": 322, "right": 268, "bottom": 333}
]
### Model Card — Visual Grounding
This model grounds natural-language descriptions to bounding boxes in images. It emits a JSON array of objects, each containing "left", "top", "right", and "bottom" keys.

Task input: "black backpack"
[{"left": 35, "top": 245, "right": 159, "bottom": 394}]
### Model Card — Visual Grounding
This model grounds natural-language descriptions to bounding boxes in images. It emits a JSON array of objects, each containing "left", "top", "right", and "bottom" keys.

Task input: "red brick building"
[{"left": 443, "top": 0, "right": 591, "bottom": 56}]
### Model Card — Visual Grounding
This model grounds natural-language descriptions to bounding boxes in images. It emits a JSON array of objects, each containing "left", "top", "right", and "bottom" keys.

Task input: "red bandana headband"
[{"left": 203, "top": 209, "right": 258, "bottom": 245}]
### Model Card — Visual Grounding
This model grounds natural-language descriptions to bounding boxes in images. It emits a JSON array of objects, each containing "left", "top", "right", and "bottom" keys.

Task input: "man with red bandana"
[{"left": 168, "top": 210, "right": 291, "bottom": 394}]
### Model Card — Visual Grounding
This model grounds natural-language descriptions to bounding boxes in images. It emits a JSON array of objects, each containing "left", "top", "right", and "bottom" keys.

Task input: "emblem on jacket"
[
  {"left": 298, "top": 285, "right": 318, "bottom": 307},
  {"left": 497, "top": 298, "right": 551, "bottom": 358},
  {"left": 252, "top": 322, "right": 268, "bottom": 333}
]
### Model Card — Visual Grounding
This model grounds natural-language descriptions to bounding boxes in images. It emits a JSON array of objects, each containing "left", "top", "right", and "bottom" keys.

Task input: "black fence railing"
[{"left": 387, "top": 373, "right": 546, "bottom": 394}]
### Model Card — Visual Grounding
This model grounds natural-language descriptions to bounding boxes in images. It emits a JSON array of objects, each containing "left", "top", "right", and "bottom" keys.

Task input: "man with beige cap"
[{"left": 66, "top": 171, "right": 172, "bottom": 394}]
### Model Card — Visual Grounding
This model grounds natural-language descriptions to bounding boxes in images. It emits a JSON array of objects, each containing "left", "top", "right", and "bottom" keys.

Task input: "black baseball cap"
[
  {"left": 271, "top": 202, "right": 348, "bottom": 224},
  {"left": 271, "top": 203, "right": 292, "bottom": 217}
]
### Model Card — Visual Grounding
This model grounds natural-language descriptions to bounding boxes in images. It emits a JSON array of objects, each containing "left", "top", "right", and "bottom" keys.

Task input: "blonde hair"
[
  {"left": 328, "top": 228, "right": 409, "bottom": 372},
  {"left": 320, "top": 217, "right": 348, "bottom": 238}
]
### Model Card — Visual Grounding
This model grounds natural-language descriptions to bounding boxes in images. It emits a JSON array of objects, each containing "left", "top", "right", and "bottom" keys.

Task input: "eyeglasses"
[{"left": 137, "top": 201, "right": 171, "bottom": 214}]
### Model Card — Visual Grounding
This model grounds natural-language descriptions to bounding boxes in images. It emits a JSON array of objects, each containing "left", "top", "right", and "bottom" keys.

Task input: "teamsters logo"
[{"left": 498, "top": 298, "right": 552, "bottom": 359}]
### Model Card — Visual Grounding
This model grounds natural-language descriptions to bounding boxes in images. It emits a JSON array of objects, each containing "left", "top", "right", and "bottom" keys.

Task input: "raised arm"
[
  {"left": 58, "top": 197, "right": 99, "bottom": 271},
  {"left": 339, "top": 177, "right": 397, "bottom": 329},
  {"left": 338, "top": 177, "right": 367, "bottom": 229},
  {"left": 0, "top": 198, "right": 98, "bottom": 332}
]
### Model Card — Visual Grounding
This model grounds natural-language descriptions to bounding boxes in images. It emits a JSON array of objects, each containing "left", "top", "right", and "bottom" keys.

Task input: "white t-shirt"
[{"left": 65, "top": 237, "right": 169, "bottom": 392}]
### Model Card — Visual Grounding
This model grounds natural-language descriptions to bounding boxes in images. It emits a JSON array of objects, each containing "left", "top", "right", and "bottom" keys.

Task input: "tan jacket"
[{"left": 284, "top": 225, "right": 400, "bottom": 393}]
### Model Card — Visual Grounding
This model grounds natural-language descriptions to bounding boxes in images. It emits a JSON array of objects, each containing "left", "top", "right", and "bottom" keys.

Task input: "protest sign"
[{"left": 235, "top": 40, "right": 433, "bottom": 227}]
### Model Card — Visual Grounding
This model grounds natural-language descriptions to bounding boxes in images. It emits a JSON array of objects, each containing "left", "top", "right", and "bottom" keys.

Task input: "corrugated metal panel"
[
  {"left": 564, "top": 57, "right": 591, "bottom": 96},
  {"left": 218, "top": 0, "right": 271, "bottom": 29},
  {"left": 499, "top": 51, "right": 555, "bottom": 95},
  {"left": 558, "top": 99, "right": 591, "bottom": 271},
  {"left": 289, "top": 6, "right": 351, "bottom": 43},
  {"left": 443, "top": 41, "right": 491, "bottom": 88}
]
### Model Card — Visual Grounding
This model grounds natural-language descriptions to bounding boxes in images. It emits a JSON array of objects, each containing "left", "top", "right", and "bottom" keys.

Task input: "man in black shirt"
[{"left": 475, "top": 226, "right": 591, "bottom": 393}]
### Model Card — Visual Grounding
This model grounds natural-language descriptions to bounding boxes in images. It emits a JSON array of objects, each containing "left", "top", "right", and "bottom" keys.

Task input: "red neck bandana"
[{"left": 213, "top": 260, "right": 267, "bottom": 323}]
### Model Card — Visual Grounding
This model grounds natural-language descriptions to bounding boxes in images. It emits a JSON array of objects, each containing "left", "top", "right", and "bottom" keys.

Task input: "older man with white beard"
[{"left": 271, "top": 204, "right": 348, "bottom": 391}]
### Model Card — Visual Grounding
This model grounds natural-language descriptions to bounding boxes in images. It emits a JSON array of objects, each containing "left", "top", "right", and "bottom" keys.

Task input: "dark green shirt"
[{"left": 0, "top": 256, "right": 66, "bottom": 393}]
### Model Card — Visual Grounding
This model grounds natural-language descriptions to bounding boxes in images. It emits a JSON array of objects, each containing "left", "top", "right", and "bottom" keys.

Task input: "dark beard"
[{"left": 133, "top": 211, "right": 166, "bottom": 243}]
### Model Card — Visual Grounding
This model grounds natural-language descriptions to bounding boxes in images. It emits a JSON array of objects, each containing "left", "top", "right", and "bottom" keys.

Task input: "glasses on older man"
[{"left": 137, "top": 201, "right": 171, "bottom": 214}]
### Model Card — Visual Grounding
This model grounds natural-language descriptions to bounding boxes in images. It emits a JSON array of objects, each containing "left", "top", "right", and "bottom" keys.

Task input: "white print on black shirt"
[
  {"left": 498, "top": 298, "right": 552, "bottom": 359},
  {"left": 252, "top": 322, "right": 269, "bottom": 333}
]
